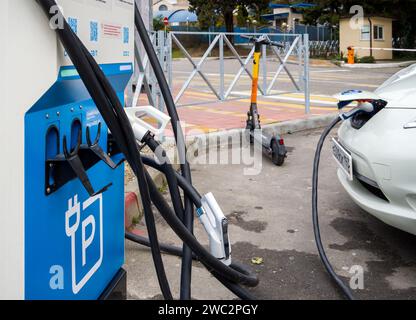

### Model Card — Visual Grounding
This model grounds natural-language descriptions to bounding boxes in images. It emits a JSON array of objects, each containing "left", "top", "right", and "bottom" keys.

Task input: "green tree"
[
  {"left": 153, "top": 15, "right": 166, "bottom": 31},
  {"left": 189, "top": 0, "right": 270, "bottom": 32}
]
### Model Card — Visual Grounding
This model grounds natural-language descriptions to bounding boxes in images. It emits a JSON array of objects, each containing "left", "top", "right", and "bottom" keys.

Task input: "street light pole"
[{"left": 149, "top": 0, "right": 153, "bottom": 31}]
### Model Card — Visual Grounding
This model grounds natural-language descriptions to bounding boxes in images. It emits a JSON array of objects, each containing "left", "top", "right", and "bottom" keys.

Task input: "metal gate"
[{"left": 131, "top": 31, "right": 311, "bottom": 114}]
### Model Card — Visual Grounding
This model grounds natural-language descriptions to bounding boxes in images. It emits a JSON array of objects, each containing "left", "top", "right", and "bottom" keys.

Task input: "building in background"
[
  {"left": 339, "top": 16, "right": 393, "bottom": 60},
  {"left": 153, "top": 0, "right": 189, "bottom": 12},
  {"left": 153, "top": 0, "right": 197, "bottom": 27},
  {"left": 153, "top": 9, "right": 198, "bottom": 27},
  {"left": 262, "top": 2, "right": 315, "bottom": 31}
]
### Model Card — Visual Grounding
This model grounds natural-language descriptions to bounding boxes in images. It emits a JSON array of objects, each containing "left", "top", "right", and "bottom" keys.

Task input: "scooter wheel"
[{"left": 271, "top": 140, "right": 285, "bottom": 166}]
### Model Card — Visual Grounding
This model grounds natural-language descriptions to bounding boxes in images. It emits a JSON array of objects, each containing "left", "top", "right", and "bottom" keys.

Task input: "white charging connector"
[
  {"left": 333, "top": 90, "right": 379, "bottom": 120},
  {"left": 125, "top": 106, "right": 171, "bottom": 142},
  {"left": 197, "top": 193, "right": 231, "bottom": 266},
  {"left": 340, "top": 101, "right": 375, "bottom": 120}
]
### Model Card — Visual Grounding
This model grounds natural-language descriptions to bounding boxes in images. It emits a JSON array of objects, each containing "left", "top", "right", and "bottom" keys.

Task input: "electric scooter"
[{"left": 243, "top": 35, "right": 287, "bottom": 166}]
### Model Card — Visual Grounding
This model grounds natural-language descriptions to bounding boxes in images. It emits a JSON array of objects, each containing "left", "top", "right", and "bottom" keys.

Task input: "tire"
[{"left": 271, "top": 139, "right": 285, "bottom": 166}]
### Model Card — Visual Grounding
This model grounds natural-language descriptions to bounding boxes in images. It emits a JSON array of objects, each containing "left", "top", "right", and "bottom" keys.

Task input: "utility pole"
[
  {"left": 368, "top": 17, "right": 373, "bottom": 58},
  {"left": 135, "top": 0, "right": 151, "bottom": 63},
  {"left": 129, "top": 0, "right": 154, "bottom": 108},
  {"left": 149, "top": 0, "right": 153, "bottom": 31}
]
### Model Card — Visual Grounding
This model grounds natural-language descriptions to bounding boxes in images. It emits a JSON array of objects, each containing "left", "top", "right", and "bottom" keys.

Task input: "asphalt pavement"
[{"left": 126, "top": 128, "right": 416, "bottom": 300}]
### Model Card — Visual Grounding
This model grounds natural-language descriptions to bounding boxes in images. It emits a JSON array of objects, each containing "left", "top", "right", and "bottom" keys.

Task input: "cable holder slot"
[
  {"left": 45, "top": 123, "right": 114, "bottom": 197},
  {"left": 82, "top": 122, "right": 124, "bottom": 169}
]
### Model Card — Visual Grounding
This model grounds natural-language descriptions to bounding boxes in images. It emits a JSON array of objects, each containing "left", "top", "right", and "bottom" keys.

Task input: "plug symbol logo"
[{"left": 65, "top": 194, "right": 103, "bottom": 294}]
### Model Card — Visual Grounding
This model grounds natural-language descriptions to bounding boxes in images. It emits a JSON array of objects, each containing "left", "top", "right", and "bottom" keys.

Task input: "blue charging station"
[
  {"left": 25, "top": 63, "right": 132, "bottom": 299},
  {"left": 0, "top": 0, "right": 134, "bottom": 300}
]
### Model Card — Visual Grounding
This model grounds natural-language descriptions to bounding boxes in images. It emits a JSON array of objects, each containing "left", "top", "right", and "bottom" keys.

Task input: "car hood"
[{"left": 375, "top": 64, "right": 416, "bottom": 109}]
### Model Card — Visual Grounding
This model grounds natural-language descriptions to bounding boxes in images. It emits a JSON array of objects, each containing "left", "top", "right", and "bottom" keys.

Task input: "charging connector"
[
  {"left": 339, "top": 102, "right": 375, "bottom": 120},
  {"left": 126, "top": 106, "right": 171, "bottom": 142},
  {"left": 197, "top": 193, "right": 231, "bottom": 266}
]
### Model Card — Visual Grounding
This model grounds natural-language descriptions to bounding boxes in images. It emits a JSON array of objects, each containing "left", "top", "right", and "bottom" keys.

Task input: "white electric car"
[{"left": 334, "top": 64, "right": 416, "bottom": 235}]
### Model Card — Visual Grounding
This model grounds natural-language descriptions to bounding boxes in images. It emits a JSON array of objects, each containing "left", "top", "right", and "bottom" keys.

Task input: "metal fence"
[
  {"left": 294, "top": 24, "right": 335, "bottom": 42},
  {"left": 130, "top": 30, "right": 168, "bottom": 113},
  {"left": 170, "top": 23, "right": 335, "bottom": 42},
  {"left": 132, "top": 31, "right": 311, "bottom": 114},
  {"left": 309, "top": 40, "right": 339, "bottom": 58}
]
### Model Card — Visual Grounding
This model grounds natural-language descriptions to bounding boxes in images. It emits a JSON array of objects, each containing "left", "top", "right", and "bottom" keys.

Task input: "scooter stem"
[{"left": 250, "top": 44, "right": 262, "bottom": 105}]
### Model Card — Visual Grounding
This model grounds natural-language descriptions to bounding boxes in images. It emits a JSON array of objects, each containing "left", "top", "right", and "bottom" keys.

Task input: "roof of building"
[
  {"left": 269, "top": 2, "right": 315, "bottom": 9},
  {"left": 154, "top": 9, "right": 198, "bottom": 23},
  {"left": 262, "top": 12, "right": 290, "bottom": 21}
]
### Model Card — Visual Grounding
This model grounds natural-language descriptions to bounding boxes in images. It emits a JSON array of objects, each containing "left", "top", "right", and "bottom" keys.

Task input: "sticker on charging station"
[
  {"left": 65, "top": 194, "right": 103, "bottom": 294},
  {"left": 101, "top": 23, "right": 122, "bottom": 39}
]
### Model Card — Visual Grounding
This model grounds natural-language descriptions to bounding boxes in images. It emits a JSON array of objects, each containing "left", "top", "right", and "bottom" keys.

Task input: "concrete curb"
[
  {"left": 124, "top": 165, "right": 170, "bottom": 230},
  {"left": 125, "top": 192, "right": 140, "bottom": 231},
  {"left": 340, "top": 60, "right": 416, "bottom": 69},
  {"left": 124, "top": 146, "right": 185, "bottom": 230},
  {"left": 124, "top": 113, "right": 338, "bottom": 227}
]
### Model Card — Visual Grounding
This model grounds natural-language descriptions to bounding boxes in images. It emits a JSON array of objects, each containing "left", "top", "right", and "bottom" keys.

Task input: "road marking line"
[
  {"left": 231, "top": 90, "right": 338, "bottom": 103},
  {"left": 282, "top": 93, "right": 337, "bottom": 102},
  {"left": 182, "top": 91, "right": 338, "bottom": 113},
  {"left": 185, "top": 103, "right": 280, "bottom": 122}
]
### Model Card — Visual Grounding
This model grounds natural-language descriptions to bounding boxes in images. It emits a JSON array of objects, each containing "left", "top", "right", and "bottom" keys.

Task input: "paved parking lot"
[{"left": 126, "top": 128, "right": 416, "bottom": 300}]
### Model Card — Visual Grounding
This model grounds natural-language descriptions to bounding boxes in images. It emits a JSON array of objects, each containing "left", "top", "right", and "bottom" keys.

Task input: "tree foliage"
[
  {"left": 189, "top": 0, "right": 270, "bottom": 32},
  {"left": 153, "top": 15, "right": 166, "bottom": 31}
]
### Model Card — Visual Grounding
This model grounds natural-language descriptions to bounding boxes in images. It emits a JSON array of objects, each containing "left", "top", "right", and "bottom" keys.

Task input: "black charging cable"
[
  {"left": 312, "top": 116, "right": 355, "bottom": 300},
  {"left": 134, "top": 4, "right": 195, "bottom": 300}
]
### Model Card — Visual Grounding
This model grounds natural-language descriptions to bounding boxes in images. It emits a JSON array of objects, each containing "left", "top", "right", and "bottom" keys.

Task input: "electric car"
[{"left": 334, "top": 64, "right": 416, "bottom": 235}]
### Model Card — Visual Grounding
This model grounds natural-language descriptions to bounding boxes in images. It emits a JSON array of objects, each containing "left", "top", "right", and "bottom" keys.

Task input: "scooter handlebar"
[
  {"left": 268, "top": 41, "right": 284, "bottom": 48},
  {"left": 240, "top": 35, "right": 255, "bottom": 42},
  {"left": 240, "top": 35, "right": 284, "bottom": 48}
]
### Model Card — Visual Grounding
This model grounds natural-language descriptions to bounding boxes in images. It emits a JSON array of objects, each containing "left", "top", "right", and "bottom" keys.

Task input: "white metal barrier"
[
  {"left": 132, "top": 31, "right": 311, "bottom": 114},
  {"left": 168, "top": 32, "right": 311, "bottom": 113}
]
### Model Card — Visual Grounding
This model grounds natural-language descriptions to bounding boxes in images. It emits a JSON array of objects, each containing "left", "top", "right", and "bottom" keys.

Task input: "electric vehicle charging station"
[
  {"left": 0, "top": 0, "right": 362, "bottom": 301},
  {"left": 0, "top": 0, "right": 258, "bottom": 301},
  {"left": 0, "top": 0, "right": 134, "bottom": 300},
  {"left": 4, "top": 0, "right": 411, "bottom": 304}
]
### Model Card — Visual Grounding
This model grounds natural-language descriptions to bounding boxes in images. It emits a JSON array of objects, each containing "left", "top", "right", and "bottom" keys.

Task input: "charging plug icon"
[{"left": 65, "top": 194, "right": 103, "bottom": 294}]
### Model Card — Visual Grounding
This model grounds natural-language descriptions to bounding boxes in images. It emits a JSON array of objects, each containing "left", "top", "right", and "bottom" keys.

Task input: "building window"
[
  {"left": 374, "top": 25, "right": 384, "bottom": 40},
  {"left": 159, "top": 5, "right": 168, "bottom": 11},
  {"left": 360, "top": 25, "right": 370, "bottom": 41}
]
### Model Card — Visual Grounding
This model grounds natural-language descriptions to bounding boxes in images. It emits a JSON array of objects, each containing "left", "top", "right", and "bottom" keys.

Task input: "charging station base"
[{"left": 99, "top": 269, "right": 127, "bottom": 300}]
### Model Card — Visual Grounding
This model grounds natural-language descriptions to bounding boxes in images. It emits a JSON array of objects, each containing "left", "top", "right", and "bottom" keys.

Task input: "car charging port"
[{"left": 351, "top": 99, "right": 388, "bottom": 130}]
